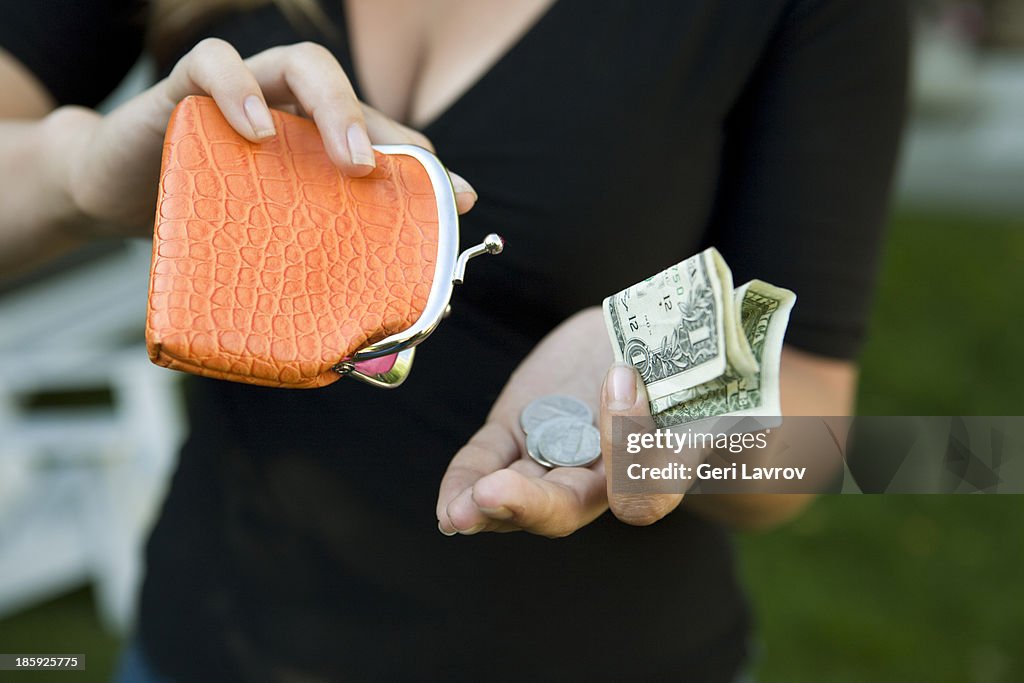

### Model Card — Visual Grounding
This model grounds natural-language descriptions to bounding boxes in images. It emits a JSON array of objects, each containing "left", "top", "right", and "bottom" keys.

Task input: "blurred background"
[{"left": 1, "top": 1, "right": 1022, "bottom": 681}]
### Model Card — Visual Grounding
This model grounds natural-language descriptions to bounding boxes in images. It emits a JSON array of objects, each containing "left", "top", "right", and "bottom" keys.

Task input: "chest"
[
  {"left": 191, "top": 0, "right": 784, "bottom": 317},
  {"left": 343, "top": 0, "right": 556, "bottom": 128}
]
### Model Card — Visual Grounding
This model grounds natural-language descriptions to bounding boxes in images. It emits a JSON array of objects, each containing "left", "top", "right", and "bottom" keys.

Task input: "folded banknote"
[{"left": 602, "top": 248, "right": 795, "bottom": 427}]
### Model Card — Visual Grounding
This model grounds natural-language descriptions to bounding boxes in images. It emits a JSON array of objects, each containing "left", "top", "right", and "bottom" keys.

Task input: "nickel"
[
  {"left": 520, "top": 395, "right": 593, "bottom": 434},
  {"left": 536, "top": 417, "right": 601, "bottom": 468}
]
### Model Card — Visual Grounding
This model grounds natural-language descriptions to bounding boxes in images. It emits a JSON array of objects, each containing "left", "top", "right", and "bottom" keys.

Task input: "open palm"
[{"left": 436, "top": 307, "right": 613, "bottom": 537}]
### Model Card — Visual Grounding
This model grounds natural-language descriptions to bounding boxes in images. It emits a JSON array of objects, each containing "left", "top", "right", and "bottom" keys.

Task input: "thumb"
[{"left": 600, "top": 363, "right": 684, "bottom": 526}]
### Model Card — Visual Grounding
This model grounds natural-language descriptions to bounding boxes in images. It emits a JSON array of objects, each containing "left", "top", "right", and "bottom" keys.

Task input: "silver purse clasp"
[{"left": 330, "top": 145, "right": 503, "bottom": 388}]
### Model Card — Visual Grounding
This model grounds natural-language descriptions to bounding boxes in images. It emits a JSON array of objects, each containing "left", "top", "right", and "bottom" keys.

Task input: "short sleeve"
[
  {"left": 0, "top": 0, "right": 147, "bottom": 107},
  {"left": 704, "top": 0, "right": 910, "bottom": 359}
]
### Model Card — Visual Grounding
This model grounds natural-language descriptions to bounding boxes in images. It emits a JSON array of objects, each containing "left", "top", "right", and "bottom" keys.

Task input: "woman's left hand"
[{"left": 435, "top": 307, "right": 613, "bottom": 537}]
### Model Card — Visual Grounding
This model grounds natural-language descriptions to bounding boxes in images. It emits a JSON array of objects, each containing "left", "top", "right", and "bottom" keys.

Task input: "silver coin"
[
  {"left": 525, "top": 430, "right": 554, "bottom": 469},
  {"left": 536, "top": 417, "right": 602, "bottom": 468},
  {"left": 520, "top": 395, "right": 594, "bottom": 434}
]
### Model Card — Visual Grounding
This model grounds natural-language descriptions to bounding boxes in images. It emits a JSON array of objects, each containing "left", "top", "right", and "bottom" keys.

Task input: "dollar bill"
[
  {"left": 602, "top": 248, "right": 795, "bottom": 427},
  {"left": 651, "top": 280, "right": 794, "bottom": 426},
  {"left": 602, "top": 248, "right": 754, "bottom": 411}
]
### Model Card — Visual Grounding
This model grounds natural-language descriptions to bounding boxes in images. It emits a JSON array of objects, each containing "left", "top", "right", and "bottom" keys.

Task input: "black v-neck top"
[{"left": 2, "top": 1, "right": 908, "bottom": 681}]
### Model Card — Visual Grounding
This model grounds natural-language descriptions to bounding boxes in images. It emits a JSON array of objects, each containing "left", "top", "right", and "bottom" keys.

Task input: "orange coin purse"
[{"left": 146, "top": 96, "right": 501, "bottom": 388}]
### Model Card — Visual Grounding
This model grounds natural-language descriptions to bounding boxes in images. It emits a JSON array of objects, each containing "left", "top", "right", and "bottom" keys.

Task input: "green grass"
[
  {"left": 856, "top": 210, "right": 1024, "bottom": 415},
  {"left": 0, "top": 588, "right": 120, "bottom": 682},
  {"left": 738, "top": 209, "right": 1024, "bottom": 683},
  {"left": 739, "top": 496, "right": 1024, "bottom": 683},
  {"left": 1, "top": 210, "right": 1022, "bottom": 682}
]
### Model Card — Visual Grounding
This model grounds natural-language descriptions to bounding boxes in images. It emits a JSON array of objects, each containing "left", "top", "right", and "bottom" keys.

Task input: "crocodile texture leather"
[{"left": 146, "top": 96, "right": 439, "bottom": 388}]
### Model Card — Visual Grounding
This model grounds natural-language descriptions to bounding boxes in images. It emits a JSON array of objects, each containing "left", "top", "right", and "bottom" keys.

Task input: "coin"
[
  {"left": 536, "top": 417, "right": 602, "bottom": 468},
  {"left": 520, "top": 395, "right": 594, "bottom": 434},
  {"left": 526, "top": 430, "right": 554, "bottom": 468}
]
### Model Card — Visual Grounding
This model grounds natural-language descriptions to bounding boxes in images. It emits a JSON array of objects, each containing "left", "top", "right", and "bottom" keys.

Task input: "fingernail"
[
  {"left": 438, "top": 521, "right": 457, "bottom": 537},
  {"left": 448, "top": 172, "right": 477, "bottom": 200},
  {"left": 346, "top": 123, "right": 376, "bottom": 167},
  {"left": 458, "top": 523, "right": 486, "bottom": 536},
  {"left": 243, "top": 95, "right": 275, "bottom": 138},
  {"left": 606, "top": 363, "right": 637, "bottom": 411}
]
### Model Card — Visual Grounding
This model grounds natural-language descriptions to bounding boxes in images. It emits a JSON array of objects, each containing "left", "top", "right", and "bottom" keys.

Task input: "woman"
[{"left": 0, "top": 1, "right": 908, "bottom": 680}]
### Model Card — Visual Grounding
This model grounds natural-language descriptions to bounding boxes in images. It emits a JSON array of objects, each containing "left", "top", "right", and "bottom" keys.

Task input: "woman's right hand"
[{"left": 51, "top": 39, "right": 477, "bottom": 236}]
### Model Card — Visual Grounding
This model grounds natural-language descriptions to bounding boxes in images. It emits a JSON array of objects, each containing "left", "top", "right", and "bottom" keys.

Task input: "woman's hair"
[{"left": 150, "top": 0, "right": 333, "bottom": 59}]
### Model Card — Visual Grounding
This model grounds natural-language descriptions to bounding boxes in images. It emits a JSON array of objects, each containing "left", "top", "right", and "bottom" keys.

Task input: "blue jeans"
[
  {"left": 112, "top": 640, "right": 175, "bottom": 683},
  {"left": 113, "top": 638, "right": 758, "bottom": 682}
]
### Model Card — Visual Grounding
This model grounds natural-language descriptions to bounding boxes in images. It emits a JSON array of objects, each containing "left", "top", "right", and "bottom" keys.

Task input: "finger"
[
  {"left": 361, "top": 104, "right": 435, "bottom": 150},
  {"left": 436, "top": 423, "right": 519, "bottom": 530},
  {"left": 246, "top": 42, "right": 375, "bottom": 175},
  {"left": 469, "top": 467, "right": 607, "bottom": 538},
  {"left": 274, "top": 103, "right": 301, "bottom": 116},
  {"left": 600, "top": 363, "right": 684, "bottom": 526},
  {"left": 440, "top": 478, "right": 538, "bottom": 535},
  {"left": 507, "top": 458, "right": 548, "bottom": 477},
  {"left": 163, "top": 38, "right": 276, "bottom": 142},
  {"left": 361, "top": 106, "right": 477, "bottom": 213},
  {"left": 447, "top": 172, "right": 478, "bottom": 214},
  {"left": 441, "top": 486, "right": 506, "bottom": 535}
]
